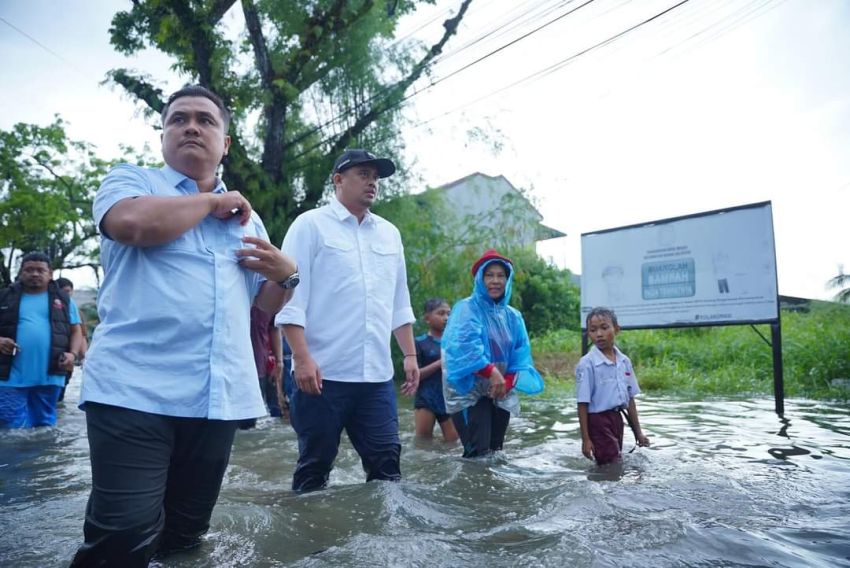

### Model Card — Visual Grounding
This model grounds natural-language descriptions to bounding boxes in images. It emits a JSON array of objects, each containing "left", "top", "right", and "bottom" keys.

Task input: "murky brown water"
[{"left": 2, "top": 373, "right": 849, "bottom": 567}]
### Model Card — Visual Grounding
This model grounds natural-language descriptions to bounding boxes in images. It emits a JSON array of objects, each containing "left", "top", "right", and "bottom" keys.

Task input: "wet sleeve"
[
  {"left": 275, "top": 215, "right": 313, "bottom": 328},
  {"left": 507, "top": 312, "right": 544, "bottom": 395},
  {"left": 442, "top": 301, "right": 488, "bottom": 389},
  {"left": 391, "top": 235, "right": 415, "bottom": 329},
  {"left": 575, "top": 358, "right": 593, "bottom": 404},
  {"left": 93, "top": 164, "right": 152, "bottom": 240}
]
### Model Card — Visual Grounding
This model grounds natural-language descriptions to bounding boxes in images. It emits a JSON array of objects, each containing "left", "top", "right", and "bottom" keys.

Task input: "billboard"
[{"left": 580, "top": 202, "right": 778, "bottom": 329}]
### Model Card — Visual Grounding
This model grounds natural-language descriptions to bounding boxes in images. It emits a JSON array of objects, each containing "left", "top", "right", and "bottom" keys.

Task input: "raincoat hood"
[
  {"left": 441, "top": 252, "right": 544, "bottom": 416},
  {"left": 473, "top": 258, "right": 514, "bottom": 308}
]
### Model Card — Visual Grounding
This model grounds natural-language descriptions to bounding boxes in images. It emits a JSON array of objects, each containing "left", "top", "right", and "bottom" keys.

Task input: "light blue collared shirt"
[
  {"left": 80, "top": 164, "right": 268, "bottom": 420},
  {"left": 575, "top": 345, "right": 641, "bottom": 413}
]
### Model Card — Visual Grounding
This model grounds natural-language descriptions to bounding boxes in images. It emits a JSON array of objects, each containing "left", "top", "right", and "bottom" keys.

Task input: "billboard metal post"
[{"left": 771, "top": 317, "right": 785, "bottom": 416}]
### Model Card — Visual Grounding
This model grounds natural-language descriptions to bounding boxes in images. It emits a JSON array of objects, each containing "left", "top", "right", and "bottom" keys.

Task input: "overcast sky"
[{"left": 1, "top": 0, "right": 848, "bottom": 300}]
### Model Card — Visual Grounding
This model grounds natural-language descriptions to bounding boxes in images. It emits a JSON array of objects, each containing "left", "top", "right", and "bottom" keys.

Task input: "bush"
[{"left": 532, "top": 302, "right": 850, "bottom": 400}]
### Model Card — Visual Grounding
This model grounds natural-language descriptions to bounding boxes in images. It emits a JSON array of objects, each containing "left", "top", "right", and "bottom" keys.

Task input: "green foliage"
[
  {"left": 0, "top": 118, "right": 157, "bottom": 287},
  {"left": 510, "top": 249, "right": 581, "bottom": 336},
  {"left": 533, "top": 302, "right": 850, "bottom": 400},
  {"left": 826, "top": 265, "right": 850, "bottom": 303},
  {"left": 373, "top": 190, "right": 579, "bottom": 337},
  {"left": 0, "top": 118, "right": 107, "bottom": 286},
  {"left": 105, "top": 0, "right": 472, "bottom": 244}
]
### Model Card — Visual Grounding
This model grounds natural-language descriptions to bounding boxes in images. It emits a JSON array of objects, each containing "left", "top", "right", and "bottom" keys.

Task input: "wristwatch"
[{"left": 277, "top": 270, "right": 300, "bottom": 290}]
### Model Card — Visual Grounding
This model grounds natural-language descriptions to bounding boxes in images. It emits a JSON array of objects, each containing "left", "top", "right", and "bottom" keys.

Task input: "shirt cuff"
[
  {"left": 391, "top": 306, "right": 416, "bottom": 330},
  {"left": 275, "top": 305, "right": 306, "bottom": 328}
]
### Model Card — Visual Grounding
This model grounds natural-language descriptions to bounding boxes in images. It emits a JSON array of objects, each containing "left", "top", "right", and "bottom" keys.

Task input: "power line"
[
  {"left": 286, "top": 0, "right": 696, "bottom": 174},
  {"left": 418, "top": 0, "right": 596, "bottom": 90},
  {"left": 418, "top": 0, "right": 785, "bottom": 127},
  {"left": 284, "top": 0, "right": 573, "bottom": 150},
  {"left": 432, "top": 0, "right": 566, "bottom": 65},
  {"left": 288, "top": 0, "right": 599, "bottom": 158},
  {"left": 0, "top": 16, "right": 92, "bottom": 80}
]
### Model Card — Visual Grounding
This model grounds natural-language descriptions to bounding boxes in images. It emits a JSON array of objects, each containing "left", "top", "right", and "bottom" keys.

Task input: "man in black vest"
[{"left": 0, "top": 252, "right": 84, "bottom": 428}]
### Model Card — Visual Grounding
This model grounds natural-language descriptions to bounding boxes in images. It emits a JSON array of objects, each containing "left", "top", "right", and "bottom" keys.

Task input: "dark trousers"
[
  {"left": 588, "top": 409, "right": 624, "bottom": 465},
  {"left": 70, "top": 403, "right": 238, "bottom": 567},
  {"left": 451, "top": 397, "right": 511, "bottom": 458},
  {"left": 290, "top": 380, "right": 401, "bottom": 492}
]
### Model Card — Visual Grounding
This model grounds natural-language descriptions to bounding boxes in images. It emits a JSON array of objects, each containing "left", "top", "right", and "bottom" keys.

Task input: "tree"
[
  {"left": 373, "top": 191, "right": 580, "bottom": 337},
  {"left": 107, "top": 0, "right": 474, "bottom": 243},
  {"left": 827, "top": 265, "right": 850, "bottom": 304},
  {"left": 0, "top": 119, "right": 108, "bottom": 286}
]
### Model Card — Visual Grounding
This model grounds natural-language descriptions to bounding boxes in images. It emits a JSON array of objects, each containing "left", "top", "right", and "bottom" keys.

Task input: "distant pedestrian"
[
  {"left": 413, "top": 298, "right": 458, "bottom": 443},
  {"left": 576, "top": 307, "right": 650, "bottom": 465},
  {"left": 442, "top": 249, "right": 544, "bottom": 458},
  {"left": 55, "top": 277, "right": 88, "bottom": 402},
  {"left": 239, "top": 306, "right": 285, "bottom": 429},
  {"left": 0, "top": 253, "right": 84, "bottom": 428}
]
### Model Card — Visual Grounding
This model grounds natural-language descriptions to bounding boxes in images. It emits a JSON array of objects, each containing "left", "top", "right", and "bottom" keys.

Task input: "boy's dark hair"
[
  {"left": 424, "top": 297, "right": 449, "bottom": 314},
  {"left": 56, "top": 277, "right": 74, "bottom": 289},
  {"left": 20, "top": 251, "right": 51, "bottom": 267},
  {"left": 586, "top": 307, "right": 618, "bottom": 328},
  {"left": 161, "top": 85, "right": 231, "bottom": 131}
]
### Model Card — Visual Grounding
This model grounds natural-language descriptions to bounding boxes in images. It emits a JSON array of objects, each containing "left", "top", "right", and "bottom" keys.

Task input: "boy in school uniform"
[
  {"left": 576, "top": 307, "right": 650, "bottom": 465},
  {"left": 413, "top": 298, "right": 458, "bottom": 442}
]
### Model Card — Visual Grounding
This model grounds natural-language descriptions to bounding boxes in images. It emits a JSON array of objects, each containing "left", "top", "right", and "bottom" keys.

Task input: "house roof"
[{"left": 433, "top": 172, "right": 566, "bottom": 239}]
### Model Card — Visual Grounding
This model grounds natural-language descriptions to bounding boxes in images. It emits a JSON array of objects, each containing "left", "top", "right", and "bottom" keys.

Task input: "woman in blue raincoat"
[{"left": 442, "top": 249, "right": 544, "bottom": 458}]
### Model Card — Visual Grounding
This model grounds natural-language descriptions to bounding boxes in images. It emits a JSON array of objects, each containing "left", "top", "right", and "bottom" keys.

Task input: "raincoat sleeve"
[
  {"left": 442, "top": 300, "right": 489, "bottom": 395},
  {"left": 506, "top": 309, "right": 544, "bottom": 395}
]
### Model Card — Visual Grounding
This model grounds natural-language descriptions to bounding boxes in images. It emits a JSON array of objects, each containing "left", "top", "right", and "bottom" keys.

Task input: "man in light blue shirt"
[{"left": 71, "top": 86, "right": 298, "bottom": 567}]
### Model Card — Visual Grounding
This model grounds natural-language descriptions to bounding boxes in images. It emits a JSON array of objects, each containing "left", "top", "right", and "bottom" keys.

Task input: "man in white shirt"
[{"left": 276, "top": 149, "right": 419, "bottom": 491}]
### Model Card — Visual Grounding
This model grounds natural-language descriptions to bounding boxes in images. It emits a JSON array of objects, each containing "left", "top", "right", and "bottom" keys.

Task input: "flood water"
[{"left": 2, "top": 374, "right": 849, "bottom": 567}]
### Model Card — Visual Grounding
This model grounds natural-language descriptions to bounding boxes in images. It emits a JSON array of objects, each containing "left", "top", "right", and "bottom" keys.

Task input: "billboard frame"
[{"left": 580, "top": 201, "right": 784, "bottom": 414}]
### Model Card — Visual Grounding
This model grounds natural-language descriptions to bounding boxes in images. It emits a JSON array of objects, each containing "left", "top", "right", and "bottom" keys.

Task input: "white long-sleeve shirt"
[{"left": 275, "top": 196, "right": 415, "bottom": 383}]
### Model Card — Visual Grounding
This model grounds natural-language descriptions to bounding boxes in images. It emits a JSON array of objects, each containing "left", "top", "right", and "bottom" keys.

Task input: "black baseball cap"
[{"left": 332, "top": 149, "right": 396, "bottom": 178}]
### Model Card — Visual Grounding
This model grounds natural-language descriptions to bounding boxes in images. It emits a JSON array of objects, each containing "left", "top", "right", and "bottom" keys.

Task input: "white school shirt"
[
  {"left": 275, "top": 196, "right": 415, "bottom": 382},
  {"left": 575, "top": 345, "right": 641, "bottom": 413}
]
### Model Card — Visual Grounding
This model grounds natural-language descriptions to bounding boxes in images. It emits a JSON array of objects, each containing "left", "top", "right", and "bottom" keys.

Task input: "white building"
[{"left": 427, "top": 172, "right": 565, "bottom": 249}]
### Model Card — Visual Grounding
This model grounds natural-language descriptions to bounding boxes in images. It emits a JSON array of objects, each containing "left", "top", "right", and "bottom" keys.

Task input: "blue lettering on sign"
[{"left": 641, "top": 258, "right": 696, "bottom": 300}]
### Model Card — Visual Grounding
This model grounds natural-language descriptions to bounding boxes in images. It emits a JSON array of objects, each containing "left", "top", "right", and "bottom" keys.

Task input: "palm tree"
[{"left": 826, "top": 265, "right": 850, "bottom": 303}]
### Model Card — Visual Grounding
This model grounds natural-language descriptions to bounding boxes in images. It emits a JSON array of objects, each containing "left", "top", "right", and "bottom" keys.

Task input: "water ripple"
[{"left": 2, "top": 380, "right": 850, "bottom": 567}]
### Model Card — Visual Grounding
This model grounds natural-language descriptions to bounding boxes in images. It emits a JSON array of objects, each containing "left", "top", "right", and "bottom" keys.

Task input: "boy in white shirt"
[{"left": 576, "top": 307, "right": 650, "bottom": 465}]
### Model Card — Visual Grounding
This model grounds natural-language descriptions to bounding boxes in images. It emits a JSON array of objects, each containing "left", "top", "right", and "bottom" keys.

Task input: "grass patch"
[{"left": 532, "top": 302, "right": 850, "bottom": 400}]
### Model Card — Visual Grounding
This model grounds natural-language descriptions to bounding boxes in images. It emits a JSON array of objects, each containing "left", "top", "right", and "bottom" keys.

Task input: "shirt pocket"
[
  {"left": 370, "top": 242, "right": 399, "bottom": 282},
  {"left": 596, "top": 364, "right": 616, "bottom": 385},
  {"left": 321, "top": 238, "right": 357, "bottom": 271},
  {"left": 221, "top": 218, "right": 249, "bottom": 259}
]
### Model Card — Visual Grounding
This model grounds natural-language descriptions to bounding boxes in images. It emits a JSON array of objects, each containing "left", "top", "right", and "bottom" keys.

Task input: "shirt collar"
[
  {"left": 589, "top": 344, "right": 624, "bottom": 366},
  {"left": 161, "top": 164, "right": 227, "bottom": 194},
  {"left": 329, "top": 195, "right": 375, "bottom": 226}
]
